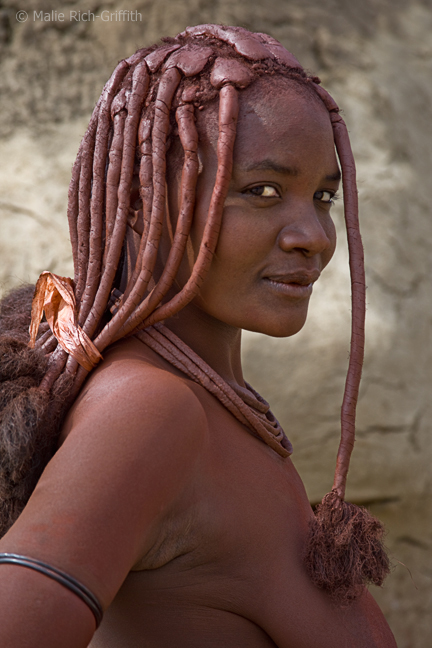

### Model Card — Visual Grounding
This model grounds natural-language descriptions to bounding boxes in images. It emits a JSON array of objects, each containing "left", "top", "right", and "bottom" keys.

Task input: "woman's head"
[
  {"left": 165, "top": 75, "right": 340, "bottom": 337},
  {"left": 66, "top": 29, "right": 318, "bottom": 344},
  {"left": 60, "top": 26, "right": 355, "bottom": 353}
]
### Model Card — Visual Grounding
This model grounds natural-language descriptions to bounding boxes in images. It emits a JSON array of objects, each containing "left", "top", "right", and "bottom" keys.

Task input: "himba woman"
[{"left": 0, "top": 24, "right": 396, "bottom": 647}]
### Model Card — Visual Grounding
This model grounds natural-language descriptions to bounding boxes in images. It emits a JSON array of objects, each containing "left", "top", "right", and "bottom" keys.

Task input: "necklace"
[{"left": 136, "top": 324, "right": 292, "bottom": 458}]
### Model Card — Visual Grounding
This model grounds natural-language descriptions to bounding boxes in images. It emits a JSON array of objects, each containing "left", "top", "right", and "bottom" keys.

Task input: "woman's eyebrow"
[
  {"left": 325, "top": 170, "right": 342, "bottom": 182},
  {"left": 241, "top": 160, "right": 301, "bottom": 175},
  {"left": 240, "top": 160, "right": 341, "bottom": 182}
]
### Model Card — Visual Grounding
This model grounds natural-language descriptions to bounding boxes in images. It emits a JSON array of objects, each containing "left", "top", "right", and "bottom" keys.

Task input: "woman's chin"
[{"left": 243, "top": 312, "right": 309, "bottom": 339}]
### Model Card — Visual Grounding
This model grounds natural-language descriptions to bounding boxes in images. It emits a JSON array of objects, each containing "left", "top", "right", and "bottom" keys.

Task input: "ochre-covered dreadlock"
[{"left": 0, "top": 24, "right": 389, "bottom": 602}]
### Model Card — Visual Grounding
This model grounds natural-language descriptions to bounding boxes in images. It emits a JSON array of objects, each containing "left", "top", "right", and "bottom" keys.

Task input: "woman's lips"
[
  {"left": 262, "top": 270, "right": 320, "bottom": 299},
  {"left": 263, "top": 278, "right": 314, "bottom": 298}
]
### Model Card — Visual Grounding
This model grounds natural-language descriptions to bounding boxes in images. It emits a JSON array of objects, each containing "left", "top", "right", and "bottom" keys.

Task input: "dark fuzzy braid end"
[
  {"left": 0, "top": 287, "right": 73, "bottom": 536},
  {"left": 304, "top": 491, "right": 390, "bottom": 604}
]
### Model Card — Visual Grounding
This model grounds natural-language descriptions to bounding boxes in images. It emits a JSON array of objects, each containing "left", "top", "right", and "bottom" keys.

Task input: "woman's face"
[{"left": 167, "top": 79, "right": 340, "bottom": 338}]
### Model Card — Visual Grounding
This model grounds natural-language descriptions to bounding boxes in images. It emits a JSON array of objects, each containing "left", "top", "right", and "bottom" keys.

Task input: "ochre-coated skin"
[
  {"left": 0, "top": 84, "right": 396, "bottom": 646},
  {"left": 0, "top": 338, "right": 396, "bottom": 648}
]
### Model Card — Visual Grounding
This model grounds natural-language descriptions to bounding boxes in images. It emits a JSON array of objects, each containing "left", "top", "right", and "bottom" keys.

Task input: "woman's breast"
[{"left": 90, "top": 402, "right": 313, "bottom": 647}]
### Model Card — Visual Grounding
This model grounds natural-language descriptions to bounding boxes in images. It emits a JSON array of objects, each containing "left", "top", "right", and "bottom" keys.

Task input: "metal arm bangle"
[{"left": 0, "top": 553, "right": 103, "bottom": 627}]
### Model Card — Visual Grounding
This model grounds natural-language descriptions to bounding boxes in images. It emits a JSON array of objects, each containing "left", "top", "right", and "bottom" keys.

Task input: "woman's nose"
[{"left": 277, "top": 208, "right": 333, "bottom": 258}]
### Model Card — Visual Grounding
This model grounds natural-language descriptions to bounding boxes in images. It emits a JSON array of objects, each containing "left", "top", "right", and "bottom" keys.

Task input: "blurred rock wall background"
[{"left": 1, "top": 1, "right": 431, "bottom": 645}]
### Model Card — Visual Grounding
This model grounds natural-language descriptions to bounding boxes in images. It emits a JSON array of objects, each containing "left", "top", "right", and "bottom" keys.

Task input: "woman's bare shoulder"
[
  {"left": 61, "top": 335, "right": 207, "bottom": 446},
  {"left": 2, "top": 336, "right": 208, "bottom": 612}
]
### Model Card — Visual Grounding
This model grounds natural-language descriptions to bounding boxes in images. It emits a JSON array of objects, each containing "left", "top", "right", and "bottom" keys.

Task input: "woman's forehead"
[
  {"left": 239, "top": 76, "right": 329, "bottom": 129},
  {"left": 197, "top": 76, "right": 330, "bottom": 145},
  {"left": 196, "top": 78, "right": 335, "bottom": 175},
  {"left": 234, "top": 102, "right": 337, "bottom": 181}
]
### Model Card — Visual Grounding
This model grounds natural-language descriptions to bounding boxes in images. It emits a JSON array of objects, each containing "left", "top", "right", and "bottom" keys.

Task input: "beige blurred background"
[{"left": 1, "top": 0, "right": 431, "bottom": 645}]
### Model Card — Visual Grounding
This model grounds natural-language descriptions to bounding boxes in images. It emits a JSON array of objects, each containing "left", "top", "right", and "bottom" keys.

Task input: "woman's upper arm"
[{"left": 0, "top": 361, "right": 207, "bottom": 612}]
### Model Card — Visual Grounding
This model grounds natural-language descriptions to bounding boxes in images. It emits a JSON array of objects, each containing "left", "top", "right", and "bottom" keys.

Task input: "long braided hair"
[{"left": 0, "top": 25, "right": 388, "bottom": 601}]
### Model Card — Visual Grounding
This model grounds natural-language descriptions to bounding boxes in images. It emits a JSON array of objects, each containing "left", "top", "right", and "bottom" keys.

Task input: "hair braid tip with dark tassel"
[{"left": 0, "top": 24, "right": 389, "bottom": 603}]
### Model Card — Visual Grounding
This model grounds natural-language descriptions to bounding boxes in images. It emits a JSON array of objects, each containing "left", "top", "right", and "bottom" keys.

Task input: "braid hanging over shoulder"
[{"left": 0, "top": 24, "right": 389, "bottom": 601}]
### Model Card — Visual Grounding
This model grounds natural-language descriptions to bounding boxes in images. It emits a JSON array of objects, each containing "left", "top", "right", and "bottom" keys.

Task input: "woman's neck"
[{"left": 162, "top": 302, "right": 245, "bottom": 389}]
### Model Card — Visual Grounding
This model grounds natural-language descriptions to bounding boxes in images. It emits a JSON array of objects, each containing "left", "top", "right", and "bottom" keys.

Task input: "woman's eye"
[
  {"left": 315, "top": 190, "right": 337, "bottom": 204},
  {"left": 247, "top": 185, "right": 280, "bottom": 198}
]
